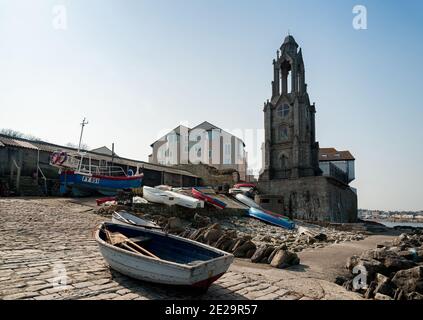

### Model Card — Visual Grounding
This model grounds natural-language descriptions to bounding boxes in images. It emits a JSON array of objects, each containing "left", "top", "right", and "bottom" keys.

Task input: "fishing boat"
[
  {"left": 112, "top": 211, "right": 162, "bottom": 230},
  {"left": 95, "top": 222, "right": 234, "bottom": 290},
  {"left": 235, "top": 194, "right": 261, "bottom": 209},
  {"left": 50, "top": 151, "right": 143, "bottom": 197},
  {"left": 142, "top": 186, "right": 177, "bottom": 206},
  {"left": 165, "top": 190, "right": 204, "bottom": 209},
  {"left": 191, "top": 188, "right": 227, "bottom": 210},
  {"left": 248, "top": 207, "right": 295, "bottom": 230}
]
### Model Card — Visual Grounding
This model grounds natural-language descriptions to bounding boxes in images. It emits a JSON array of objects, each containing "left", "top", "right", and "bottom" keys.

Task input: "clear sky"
[{"left": 0, "top": 0, "right": 422, "bottom": 211}]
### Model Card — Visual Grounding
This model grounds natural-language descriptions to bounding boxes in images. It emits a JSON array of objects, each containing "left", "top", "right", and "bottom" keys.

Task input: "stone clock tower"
[
  {"left": 260, "top": 35, "right": 321, "bottom": 181},
  {"left": 257, "top": 35, "right": 357, "bottom": 223}
]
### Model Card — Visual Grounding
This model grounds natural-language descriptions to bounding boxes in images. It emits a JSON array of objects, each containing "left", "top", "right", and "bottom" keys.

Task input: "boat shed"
[{"left": 0, "top": 134, "right": 199, "bottom": 196}]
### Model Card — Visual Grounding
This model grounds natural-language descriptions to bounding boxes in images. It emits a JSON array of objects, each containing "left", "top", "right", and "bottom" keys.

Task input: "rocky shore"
[
  {"left": 95, "top": 205, "right": 366, "bottom": 270},
  {"left": 340, "top": 231, "right": 423, "bottom": 300}
]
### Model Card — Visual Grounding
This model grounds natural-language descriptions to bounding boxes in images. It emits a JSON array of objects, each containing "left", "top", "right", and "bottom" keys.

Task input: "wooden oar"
[{"left": 107, "top": 231, "right": 159, "bottom": 259}]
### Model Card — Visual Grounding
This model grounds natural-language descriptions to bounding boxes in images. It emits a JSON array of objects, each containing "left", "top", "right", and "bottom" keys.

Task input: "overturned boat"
[
  {"left": 112, "top": 211, "right": 162, "bottom": 230},
  {"left": 95, "top": 222, "right": 234, "bottom": 290},
  {"left": 235, "top": 194, "right": 261, "bottom": 209},
  {"left": 248, "top": 207, "right": 295, "bottom": 230},
  {"left": 165, "top": 190, "right": 204, "bottom": 209},
  {"left": 142, "top": 186, "right": 177, "bottom": 206},
  {"left": 191, "top": 187, "right": 227, "bottom": 210}
]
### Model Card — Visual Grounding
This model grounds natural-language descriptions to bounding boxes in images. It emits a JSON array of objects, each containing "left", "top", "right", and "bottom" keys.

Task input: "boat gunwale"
[
  {"left": 63, "top": 170, "right": 143, "bottom": 181},
  {"left": 95, "top": 222, "right": 234, "bottom": 271}
]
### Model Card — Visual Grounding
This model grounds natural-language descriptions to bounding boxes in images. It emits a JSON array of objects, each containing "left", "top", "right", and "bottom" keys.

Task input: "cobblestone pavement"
[{"left": 0, "top": 199, "right": 362, "bottom": 300}]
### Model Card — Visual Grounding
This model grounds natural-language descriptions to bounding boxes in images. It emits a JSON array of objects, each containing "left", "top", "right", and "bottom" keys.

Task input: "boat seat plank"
[{"left": 128, "top": 235, "right": 151, "bottom": 243}]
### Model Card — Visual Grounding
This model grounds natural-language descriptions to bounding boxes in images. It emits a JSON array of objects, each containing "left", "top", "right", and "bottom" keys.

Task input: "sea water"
[{"left": 377, "top": 221, "right": 423, "bottom": 229}]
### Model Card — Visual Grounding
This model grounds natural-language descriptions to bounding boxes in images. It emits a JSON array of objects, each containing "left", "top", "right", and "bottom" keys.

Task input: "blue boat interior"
[{"left": 100, "top": 223, "right": 223, "bottom": 265}]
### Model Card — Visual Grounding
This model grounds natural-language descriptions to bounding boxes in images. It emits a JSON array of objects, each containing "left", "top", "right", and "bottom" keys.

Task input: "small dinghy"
[
  {"left": 95, "top": 222, "right": 234, "bottom": 290},
  {"left": 191, "top": 188, "right": 227, "bottom": 210},
  {"left": 235, "top": 194, "right": 261, "bottom": 209},
  {"left": 248, "top": 207, "right": 295, "bottom": 230},
  {"left": 142, "top": 186, "right": 177, "bottom": 206},
  {"left": 166, "top": 190, "right": 204, "bottom": 209},
  {"left": 112, "top": 211, "right": 162, "bottom": 230}
]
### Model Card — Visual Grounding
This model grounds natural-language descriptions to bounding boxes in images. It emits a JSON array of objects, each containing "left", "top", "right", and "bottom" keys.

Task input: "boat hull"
[
  {"left": 235, "top": 194, "right": 261, "bottom": 209},
  {"left": 248, "top": 207, "right": 295, "bottom": 230},
  {"left": 166, "top": 190, "right": 204, "bottom": 209},
  {"left": 191, "top": 188, "right": 227, "bottom": 209},
  {"left": 142, "top": 186, "right": 177, "bottom": 205},
  {"left": 112, "top": 211, "right": 162, "bottom": 230},
  {"left": 95, "top": 223, "right": 234, "bottom": 289},
  {"left": 60, "top": 171, "right": 142, "bottom": 197}
]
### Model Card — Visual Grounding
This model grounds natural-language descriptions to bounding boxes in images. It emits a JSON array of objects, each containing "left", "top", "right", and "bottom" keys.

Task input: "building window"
[
  {"left": 224, "top": 143, "right": 231, "bottom": 155},
  {"left": 209, "top": 150, "right": 212, "bottom": 158},
  {"left": 278, "top": 126, "right": 288, "bottom": 141},
  {"left": 277, "top": 104, "right": 290, "bottom": 118}
]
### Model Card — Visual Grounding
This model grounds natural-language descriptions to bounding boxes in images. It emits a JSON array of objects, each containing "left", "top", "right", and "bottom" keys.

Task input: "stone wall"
[
  {"left": 173, "top": 163, "right": 238, "bottom": 186},
  {"left": 256, "top": 176, "right": 357, "bottom": 223}
]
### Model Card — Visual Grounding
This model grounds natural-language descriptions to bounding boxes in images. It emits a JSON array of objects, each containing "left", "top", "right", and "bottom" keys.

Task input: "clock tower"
[{"left": 260, "top": 35, "right": 321, "bottom": 181}]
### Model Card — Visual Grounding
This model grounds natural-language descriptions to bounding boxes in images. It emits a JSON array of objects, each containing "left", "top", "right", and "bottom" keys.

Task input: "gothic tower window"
[
  {"left": 278, "top": 125, "right": 288, "bottom": 141},
  {"left": 280, "top": 153, "right": 288, "bottom": 170},
  {"left": 277, "top": 104, "right": 290, "bottom": 118}
]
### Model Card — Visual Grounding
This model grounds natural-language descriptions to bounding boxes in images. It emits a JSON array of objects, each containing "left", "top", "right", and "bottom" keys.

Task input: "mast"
[{"left": 78, "top": 117, "right": 88, "bottom": 153}]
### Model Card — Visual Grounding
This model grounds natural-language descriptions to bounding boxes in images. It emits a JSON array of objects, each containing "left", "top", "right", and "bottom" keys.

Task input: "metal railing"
[
  {"left": 11, "top": 159, "right": 21, "bottom": 192},
  {"left": 37, "top": 166, "right": 48, "bottom": 194},
  {"left": 77, "top": 165, "right": 128, "bottom": 177}
]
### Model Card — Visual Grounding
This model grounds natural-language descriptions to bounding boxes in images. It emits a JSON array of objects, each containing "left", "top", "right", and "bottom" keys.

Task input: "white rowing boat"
[
  {"left": 95, "top": 222, "right": 234, "bottom": 291},
  {"left": 235, "top": 193, "right": 261, "bottom": 209},
  {"left": 165, "top": 190, "right": 204, "bottom": 209},
  {"left": 142, "top": 186, "right": 177, "bottom": 206}
]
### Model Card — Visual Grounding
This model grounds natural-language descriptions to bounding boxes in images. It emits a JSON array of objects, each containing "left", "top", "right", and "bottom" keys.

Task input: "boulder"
[
  {"left": 374, "top": 293, "right": 393, "bottom": 300},
  {"left": 230, "top": 236, "right": 252, "bottom": 253},
  {"left": 270, "top": 250, "right": 300, "bottom": 269},
  {"left": 203, "top": 228, "right": 224, "bottom": 245},
  {"left": 245, "top": 248, "right": 256, "bottom": 259},
  {"left": 233, "top": 241, "right": 256, "bottom": 258},
  {"left": 383, "top": 256, "right": 417, "bottom": 274},
  {"left": 192, "top": 213, "right": 211, "bottom": 228},
  {"left": 374, "top": 273, "right": 396, "bottom": 297},
  {"left": 166, "top": 217, "right": 184, "bottom": 233},
  {"left": 189, "top": 227, "right": 207, "bottom": 241},
  {"left": 335, "top": 276, "right": 348, "bottom": 286},
  {"left": 391, "top": 266, "right": 423, "bottom": 294},
  {"left": 260, "top": 246, "right": 276, "bottom": 264},
  {"left": 314, "top": 233, "right": 328, "bottom": 242},
  {"left": 346, "top": 255, "right": 361, "bottom": 272},
  {"left": 208, "top": 223, "right": 221, "bottom": 231},
  {"left": 364, "top": 281, "right": 377, "bottom": 299},
  {"left": 407, "top": 292, "right": 423, "bottom": 300},
  {"left": 393, "top": 288, "right": 406, "bottom": 300},
  {"left": 358, "top": 259, "right": 385, "bottom": 281},
  {"left": 215, "top": 232, "right": 236, "bottom": 250},
  {"left": 251, "top": 245, "right": 269, "bottom": 263}
]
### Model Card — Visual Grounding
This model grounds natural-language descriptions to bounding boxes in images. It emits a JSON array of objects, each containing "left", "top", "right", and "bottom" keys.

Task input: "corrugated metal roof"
[
  {"left": 0, "top": 136, "right": 38, "bottom": 150},
  {"left": 0, "top": 134, "right": 199, "bottom": 178}
]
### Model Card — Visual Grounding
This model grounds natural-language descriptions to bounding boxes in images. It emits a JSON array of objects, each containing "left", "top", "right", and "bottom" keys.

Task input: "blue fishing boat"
[
  {"left": 51, "top": 151, "right": 143, "bottom": 197},
  {"left": 248, "top": 207, "right": 296, "bottom": 230}
]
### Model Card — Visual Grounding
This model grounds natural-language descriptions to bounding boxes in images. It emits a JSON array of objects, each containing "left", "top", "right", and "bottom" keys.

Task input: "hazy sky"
[{"left": 0, "top": 0, "right": 422, "bottom": 211}]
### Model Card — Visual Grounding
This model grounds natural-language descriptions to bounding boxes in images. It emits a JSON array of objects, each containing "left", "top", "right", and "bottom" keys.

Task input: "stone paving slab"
[{"left": 0, "top": 198, "right": 362, "bottom": 300}]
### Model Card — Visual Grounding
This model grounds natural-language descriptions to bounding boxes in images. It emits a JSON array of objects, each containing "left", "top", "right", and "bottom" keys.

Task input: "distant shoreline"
[{"left": 363, "top": 219, "right": 423, "bottom": 229}]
